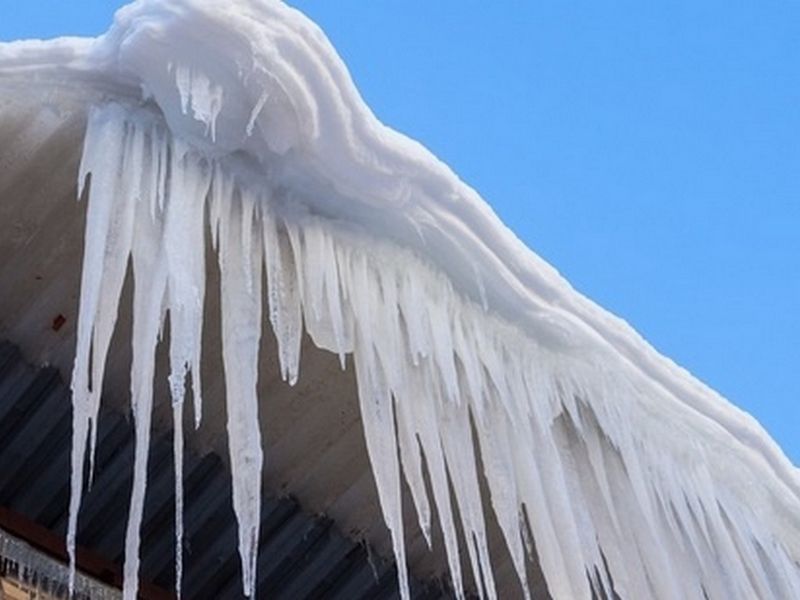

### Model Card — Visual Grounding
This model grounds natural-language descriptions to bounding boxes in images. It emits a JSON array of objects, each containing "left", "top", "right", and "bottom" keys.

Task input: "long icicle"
[
  {"left": 68, "top": 105, "right": 137, "bottom": 594},
  {"left": 217, "top": 184, "right": 264, "bottom": 598},
  {"left": 163, "top": 138, "right": 211, "bottom": 598},
  {"left": 172, "top": 401, "right": 185, "bottom": 597},
  {"left": 122, "top": 117, "right": 169, "bottom": 600}
]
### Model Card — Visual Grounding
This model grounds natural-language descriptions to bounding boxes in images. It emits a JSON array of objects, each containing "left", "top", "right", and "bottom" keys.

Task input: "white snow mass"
[{"left": 1, "top": 1, "right": 798, "bottom": 599}]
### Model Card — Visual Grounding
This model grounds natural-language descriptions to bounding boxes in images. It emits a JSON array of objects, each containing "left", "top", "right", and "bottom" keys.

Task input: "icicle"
[
  {"left": 161, "top": 133, "right": 210, "bottom": 600},
  {"left": 393, "top": 380, "right": 432, "bottom": 548},
  {"left": 408, "top": 360, "right": 466, "bottom": 599},
  {"left": 266, "top": 217, "right": 303, "bottom": 384},
  {"left": 175, "top": 64, "right": 191, "bottom": 115},
  {"left": 174, "top": 64, "right": 224, "bottom": 141},
  {"left": 437, "top": 394, "right": 497, "bottom": 600},
  {"left": 520, "top": 406, "right": 592, "bottom": 599},
  {"left": 217, "top": 185, "right": 265, "bottom": 598},
  {"left": 353, "top": 348, "right": 410, "bottom": 600},
  {"left": 473, "top": 400, "right": 530, "bottom": 600},
  {"left": 246, "top": 88, "right": 270, "bottom": 137},
  {"left": 348, "top": 248, "right": 410, "bottom": 600},
  {"left": 68, "top": 104, "right": 138, "bottom": 594},
  {"left": 173, "top": 401, "right": 185, "bottom": 598},
  {"left": 163, "top": 138, "right": 211, "bottom": 429},
  {"left": 121, "top": 114, "right": 169, "bottom": 600},
  {"left": 209, "top": 160, "right": 230, "bottom": 252}
]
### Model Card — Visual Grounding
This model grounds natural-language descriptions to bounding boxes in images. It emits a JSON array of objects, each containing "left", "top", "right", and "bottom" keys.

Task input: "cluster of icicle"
[
  {"left": 67, "top": 100, "right": 800, "bottom": 600},
  {"left": 1, "top": 528, "right": 120, "bottom": 599}
]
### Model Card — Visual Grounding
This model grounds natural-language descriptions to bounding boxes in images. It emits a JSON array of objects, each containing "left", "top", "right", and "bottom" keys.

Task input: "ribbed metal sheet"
[{"left": 0, "top": 340, "right": 452, "bottom": 599}]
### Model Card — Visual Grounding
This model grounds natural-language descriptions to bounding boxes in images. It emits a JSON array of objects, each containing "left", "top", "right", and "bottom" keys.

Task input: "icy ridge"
[{"left": 1, "top": 0, "right": 797, "bottom": 598}]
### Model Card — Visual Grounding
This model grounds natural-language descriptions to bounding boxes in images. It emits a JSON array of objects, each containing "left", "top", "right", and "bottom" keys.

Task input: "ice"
[
  {"left": 123, "top": 113, "right": 169, "bottom": 600},
  {"left": 1, "top": 528, "right": 121, "bottom": 600},
  {"left": 217, "top": 183, "right": 265, "bottom": 598},
  {"left": 394, "top": 377, "right": 433, "bottom": 549},
  {"left": 246, "top": 89, "right": 270, "bottom": 138},
  {"left": 68, "top": 105, "right": 139, "bottom": 595},
  {"left": 408, "top": 361, "right": 466, "bottom": 598},
  {"left": 174, "top": 64, "right": 223, "bottom": 142},
  {"left": 261, "top": 208, "right": 303, "bottom": 385},
  {"left": 2, "top": 1, "right": 797, "bottom": 599},
  {"left": 172, "top": 401, "right": 185, "bottom": 598},
  {"left": 161, "top": 137, "right": 212, "bottom": 599},
  {"left": 164, "top": 137, "right": 211, "bottom": 430}
]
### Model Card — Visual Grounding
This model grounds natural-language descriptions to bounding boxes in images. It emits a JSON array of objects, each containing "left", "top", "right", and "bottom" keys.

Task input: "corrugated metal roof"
[{"left": 0, "top": 340, "right": 453, "bottom": 599}]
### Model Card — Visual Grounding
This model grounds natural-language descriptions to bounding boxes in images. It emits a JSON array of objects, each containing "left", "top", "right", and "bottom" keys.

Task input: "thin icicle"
[
  {"left": 409, "top": 360, "right": 466, "bottom": 599},
  {"left": 353, "top": 346, "right": 410, "bottom": 600},
  {"left": 164, "top": 137, "right": 211, "bottom": 426},
  {"left": 173, "top": 401, "right": 185, "bottom": 598},
  {"left": 246, "top": 88, "right": 270, "bottom": 137},
  {"left": 394, "top": 380, "right": 432, "bottom": 548},
  {"left": 348, "top": 249, "right": 410, "bottom": 600},
  {"left": 268, "top": 217, "right": 303, "bottom": 384},
  {"left": 473, "top": 401, "right": 530, "bottom": 600},
  {"left": 121, "top": 113, "right": 169, "bottom": 600},
  {"left": 437, "top": 395, "right": 497, "bottom": 600},
  {"left": 161, "top": 134, "right": 210, "bottom": 600}
]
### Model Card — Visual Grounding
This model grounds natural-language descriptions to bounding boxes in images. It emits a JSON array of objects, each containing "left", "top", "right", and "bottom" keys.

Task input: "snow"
[{"left": 1, "top": 1, "right": 799, "bottom": 599}]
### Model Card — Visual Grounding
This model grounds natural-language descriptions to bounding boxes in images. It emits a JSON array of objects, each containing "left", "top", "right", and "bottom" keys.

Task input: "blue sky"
[{"left": 1, "top": 1, "right": 797, "bottom": 464}]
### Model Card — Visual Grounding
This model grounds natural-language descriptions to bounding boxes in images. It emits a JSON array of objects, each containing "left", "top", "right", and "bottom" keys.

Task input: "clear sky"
[{"left": 1, "top": 1, "right": 797, "bottom": 464}]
